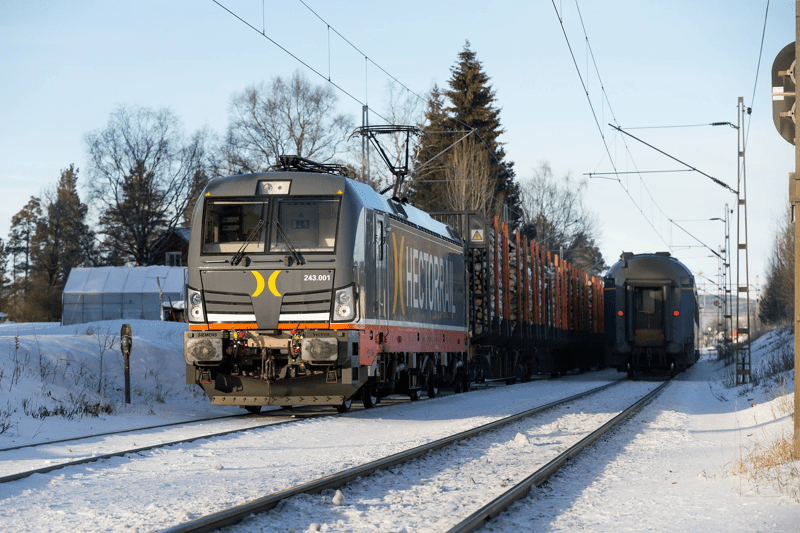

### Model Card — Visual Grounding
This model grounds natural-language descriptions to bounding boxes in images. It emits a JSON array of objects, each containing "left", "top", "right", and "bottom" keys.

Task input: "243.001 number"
[{"left": 304, "top": 274, "right": 331, "bottom": 282}]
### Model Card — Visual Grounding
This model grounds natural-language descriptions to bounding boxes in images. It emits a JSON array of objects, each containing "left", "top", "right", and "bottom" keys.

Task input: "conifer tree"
[
  {"left": 98, "top": 161, "right": 168, "bottom": 266},
  {"left": 410, "top": 84, "right": 452, "bottom": 210},
  {"left": 7, "top": 196, "right": 42, "bottom": 286},
  {"left": 33, "top": 165, "right": 95, "bottom": 287},
  {"left": 411, "top": 42, "right": 519, "bottom": 220}
]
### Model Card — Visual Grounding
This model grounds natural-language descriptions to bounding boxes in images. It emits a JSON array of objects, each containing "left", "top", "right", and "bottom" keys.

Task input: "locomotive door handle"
[{"left": 376, "top": 221, "right": 385, "bottom": 261}]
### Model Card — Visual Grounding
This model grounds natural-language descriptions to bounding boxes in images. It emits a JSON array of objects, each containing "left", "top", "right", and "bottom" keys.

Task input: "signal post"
[{"left": 771, "top": 3, "right": 800, "bottom": 454}]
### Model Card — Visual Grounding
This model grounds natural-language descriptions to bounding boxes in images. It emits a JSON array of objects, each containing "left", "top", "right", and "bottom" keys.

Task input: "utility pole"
[{"left": 735, "top": 97, "right": 751, "bottom": 385}]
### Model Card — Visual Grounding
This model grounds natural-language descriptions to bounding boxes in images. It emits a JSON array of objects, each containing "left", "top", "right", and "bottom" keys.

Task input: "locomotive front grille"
[
  {"left": 279, "top": 289, "right": 332, "bottom": 322},
  {"left": 204, "top": 289, "right": 256, "bottom": 323}
]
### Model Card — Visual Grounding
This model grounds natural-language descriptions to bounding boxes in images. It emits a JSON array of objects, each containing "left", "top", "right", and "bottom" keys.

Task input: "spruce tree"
[
  {"left": 33, "top": 165, "right": 95, "bottom": 287},
  {"left": 7, "top": 196, "right": 42, "bottom": 286},
  {"left": 98, "top": 161, "right": 168, "bottom": 266},
  {"left": 411, "top": 42, "right": 519, "bottom": 220},
  {"left": 409, "top": 84, "right": 452, "bottom": 210}
]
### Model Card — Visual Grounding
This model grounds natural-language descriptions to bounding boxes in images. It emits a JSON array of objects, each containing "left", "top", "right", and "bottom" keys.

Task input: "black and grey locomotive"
[{"left": 183, "top": 156, "right": 604, "bottom": 411}]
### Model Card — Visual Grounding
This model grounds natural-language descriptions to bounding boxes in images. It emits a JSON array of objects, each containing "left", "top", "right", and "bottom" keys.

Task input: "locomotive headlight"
[
  {"left": 336, "top": 291, "right": 352, "bottom": 305},
  {"left": 190, "top": 292, "right": 202, "bottom": 306},
  {"left": 188, "top": 288, "right": 205, "bottom": 322},
  {"left": 332, "top": 285, "right": 356, "bottom": 322}
]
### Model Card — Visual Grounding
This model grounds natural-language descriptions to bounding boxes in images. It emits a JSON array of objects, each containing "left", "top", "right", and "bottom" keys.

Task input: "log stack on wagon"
[{"left": 432, "top": 211, "right": 604, "bottom": 380}]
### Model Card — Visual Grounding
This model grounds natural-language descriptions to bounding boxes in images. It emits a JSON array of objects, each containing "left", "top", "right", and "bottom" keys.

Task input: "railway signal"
[{"left": 772, "top": 42, "right": 796, "bottom": 145}]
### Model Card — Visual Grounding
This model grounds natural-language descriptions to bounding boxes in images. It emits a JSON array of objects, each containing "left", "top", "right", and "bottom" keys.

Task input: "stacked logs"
[{"left": 466, "top": 216, "right": 604, "bottom": 340}]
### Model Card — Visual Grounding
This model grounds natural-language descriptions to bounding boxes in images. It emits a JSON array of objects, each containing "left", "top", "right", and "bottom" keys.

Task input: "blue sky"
[{"left": 0, "top": 0, "right": 794, "bottom": 299}]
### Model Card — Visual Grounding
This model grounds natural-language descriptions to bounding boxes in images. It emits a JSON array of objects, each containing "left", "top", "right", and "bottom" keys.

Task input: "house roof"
[{"left": 63, "top": 266, "right": 186, "bottom": 295}]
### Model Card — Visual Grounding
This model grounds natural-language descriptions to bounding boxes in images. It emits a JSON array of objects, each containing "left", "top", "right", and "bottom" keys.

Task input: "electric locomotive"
[
  {"left": 604, "top": 252, "right": 698, "bottom": 377},
  {"left": 183, "top": 156, "right": 468, "bottom": 412}
]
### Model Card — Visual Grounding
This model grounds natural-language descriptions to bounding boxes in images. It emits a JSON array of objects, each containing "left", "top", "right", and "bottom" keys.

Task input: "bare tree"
[
  {"left": 519, "top": 162, "right": 605, "bottom": 275},
  {"left": 759, "top": 214, "right": 794, "bottom": 325},
  {"left": 441, "top": 134, "right": 494, "bottom": 215},
  {"left": 222, "top": 71, "right": 353, "bottom": 174},
  {"left": 84, "top": 105, "right": 208, "bottom": 265}
]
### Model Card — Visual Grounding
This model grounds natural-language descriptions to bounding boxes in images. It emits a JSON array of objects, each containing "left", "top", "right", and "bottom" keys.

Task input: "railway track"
[
  {"left": 0, "top": 389, "right": 440, "bottom": 485},
  {"left": 0, "top": 377, "right": 557, "bottom": 485},
  {"left": 0, "top": 373, "right": 627, "bottom": 532},
  {"left": 157, "top": 379, "right": 639, "bottom": 533},
  {"left": 446, "top": 378, "right": 670, "bottom": 532},
  {"left": 0, "top": 407, "right": 330, "bottom": 484}
]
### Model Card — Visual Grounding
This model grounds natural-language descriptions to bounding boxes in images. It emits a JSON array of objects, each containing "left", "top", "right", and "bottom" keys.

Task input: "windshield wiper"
[
  {"left": 274, "top": 219, "right": 304, "bottom": 266},
  {"left": 231, "top": 219, "right": 265, "bottom": 266}
]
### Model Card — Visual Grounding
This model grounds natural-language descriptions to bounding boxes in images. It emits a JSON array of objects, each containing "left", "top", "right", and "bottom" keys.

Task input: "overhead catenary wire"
[
  {"left": 623, "top": 122, "right": 737, "bottom": 130},
  {"left": 585, "top": 169, "right": 693, "bottom": 177},
  {"left": 609, "top": 124, "right": 738, "bottom": 195},
  {"left": 554, "top": 0, "right": 672, "bottom": 251},
  {"left": 211, "top": 0, "right": 393, "bottom": 126},
  {"left": 746, "top": 0, "right": 770, "bottom": 145},
  {"left": 668, "top": 219, "right": 723, "bottom": 260},
  {"left": 217, "top": 0, "right": 524, "bottom": 220}
]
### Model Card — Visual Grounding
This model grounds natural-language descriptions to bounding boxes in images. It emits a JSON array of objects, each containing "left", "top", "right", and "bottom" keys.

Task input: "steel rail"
[
  {"left": 0, "top": 390, "right": 441, "bottom": 483},
  {"left": 0, "top": 413, "right": 325, "bottom": 484},
  {"left": 0, "top": 413, "right": 250, "bottom": 453},
  {"left": 445, "top": 377, "right": 672, "bottom": 533},
  {"left": 158, "top": 381, "right": 621, "bottom": 533}
]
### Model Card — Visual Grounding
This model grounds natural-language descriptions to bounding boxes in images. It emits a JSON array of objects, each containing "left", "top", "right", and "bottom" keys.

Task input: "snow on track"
[
  {"left": 0, "top": 375, "right": 620, "bottom": 532},
  {"left": 223, "top": 381, "right": 659, "bottom": 533}
]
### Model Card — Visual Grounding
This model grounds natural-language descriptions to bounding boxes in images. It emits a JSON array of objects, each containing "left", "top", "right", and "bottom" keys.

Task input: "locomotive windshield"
[
  {"left": 202, "top": 198, "right": 269, "bottom": 254},
  {"left": 270, "top": 197, "right": 340, "bottom": 253}
]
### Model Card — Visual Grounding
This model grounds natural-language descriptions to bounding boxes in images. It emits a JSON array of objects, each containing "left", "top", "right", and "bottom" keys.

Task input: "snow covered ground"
[{"left": 0, "top": 320, "right": 796, "bottom": 532}]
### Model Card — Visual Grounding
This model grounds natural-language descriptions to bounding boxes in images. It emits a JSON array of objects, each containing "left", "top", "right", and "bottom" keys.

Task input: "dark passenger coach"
[{"left": 604, "top": 252, "right": 698, "bottom": 377}]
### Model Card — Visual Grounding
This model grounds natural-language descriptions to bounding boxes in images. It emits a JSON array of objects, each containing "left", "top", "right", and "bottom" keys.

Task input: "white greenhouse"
[{"left": 61, "top": 266, "right": 187, "bottom": 325}]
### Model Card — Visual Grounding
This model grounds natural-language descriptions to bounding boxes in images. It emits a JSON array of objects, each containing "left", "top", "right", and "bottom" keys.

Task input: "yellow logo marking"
[
  {"left": 268, "top": 270, "right": 282, "bottom": 297},
  {"left": 251, "top": 271, "right": 265, "bottom": 297},
  {"left": 392, "top": 233, "right": 405, "bottom": 315}
]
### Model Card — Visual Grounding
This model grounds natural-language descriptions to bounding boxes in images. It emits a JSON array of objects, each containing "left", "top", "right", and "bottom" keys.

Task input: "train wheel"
[
  {"left": 362, "top": 385, "right": 378, "bottom": 409},
  {"left": 244, "top": 406, "right": 262, "bottom": 414},
  {"left": 426, "top": 374, "right": 439, "bottom": 399},
  {"left": 519, "top": 363, "right": 531, "bottom": 383},
  {"left": 409, "top": 388, "right": 422, "bottom": 401},
  {"left": 336, "top": 398, "right": 352, "bottom": 413},
  {"left": 626, "top": 363, "right": 634, "bottom": 379},
  {"left": 461, "top": 372, "right": 471, "bottom": 393}
]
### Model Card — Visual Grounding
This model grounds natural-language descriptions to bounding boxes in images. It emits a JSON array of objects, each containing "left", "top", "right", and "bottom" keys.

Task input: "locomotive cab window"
[
  {"left": 202, "top": 198, "right": 268, "bottom": 254},
  {"left": 270, "top": 197, "right": 340, "bottom": 253}
]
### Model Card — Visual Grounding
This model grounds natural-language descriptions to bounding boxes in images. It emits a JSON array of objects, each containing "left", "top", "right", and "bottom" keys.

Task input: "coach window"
[
  {"left": 270, "top": 197, "right": 340, "bottom": 253},
  {"left": 640, "top": 289, "right": 656, "bottom": 315},
  {"left": 202, "top": 198, "right": 268, "bottom": 254}
]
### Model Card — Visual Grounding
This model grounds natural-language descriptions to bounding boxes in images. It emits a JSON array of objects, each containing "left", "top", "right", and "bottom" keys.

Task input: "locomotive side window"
[
  {"left": 202, "top": 198, "right": 268, "bottom": 254},
  {"left": 270, "top": 197, "right": 340, "bottom": 253}
]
